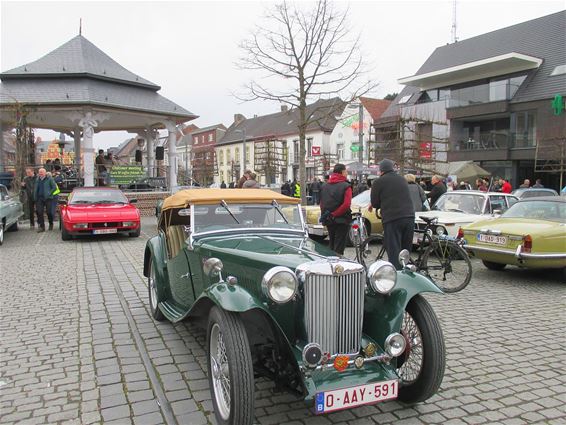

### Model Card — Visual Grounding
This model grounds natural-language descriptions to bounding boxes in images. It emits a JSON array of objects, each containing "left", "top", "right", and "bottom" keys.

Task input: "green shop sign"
[
  {"left": 109, "top": 166, "right": 145, "bottom": 185},
  {"left": 551, "top": 94, "right": 564, "bottom": 116}
]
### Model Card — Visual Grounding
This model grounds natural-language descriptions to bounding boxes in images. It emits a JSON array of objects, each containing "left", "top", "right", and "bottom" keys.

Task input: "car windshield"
[
  {"left": 193, "top": 202, "right": 304, "bottom": 233},
  {"left": 70, "top": 189, "right": 128, "bottom": 205},
  {"left": 433, "top": 193, "right": 485, "bottom": 215},
  {"left": 502, "top": 200, "right": 566, "bottom": 222},
  {"left": 352, "top": 190, "right": 371, "bottom": 205}
]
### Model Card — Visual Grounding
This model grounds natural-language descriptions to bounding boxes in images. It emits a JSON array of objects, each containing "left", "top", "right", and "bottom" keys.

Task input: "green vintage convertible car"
[
  {"left": 144, "top": 188, "right": 445, "bottom": 424},
  {"left": 461, "top": 196, "right": 566, "bottom": 278}
]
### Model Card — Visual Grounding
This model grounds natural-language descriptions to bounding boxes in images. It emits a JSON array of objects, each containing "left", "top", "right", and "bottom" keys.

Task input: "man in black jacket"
[
  {"left": 427, "top": 175, "right": 447, "bottom": 208},
  {"left": 370, "top": 159, "right": 414, "bottom": 269},
  {"left": 320, "top": 163, "right": 352, "bottom": 255}
]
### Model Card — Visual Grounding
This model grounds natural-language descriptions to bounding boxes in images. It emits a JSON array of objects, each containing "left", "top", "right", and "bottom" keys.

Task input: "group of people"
[
  {"left": 21, "top": 167, "right": 60, "bottom": 233},
  {"left": 95, "top": 149, "right": 117, "bottom": 186}
]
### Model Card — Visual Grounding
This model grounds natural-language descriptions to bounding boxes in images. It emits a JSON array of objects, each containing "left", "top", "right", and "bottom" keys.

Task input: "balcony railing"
[{"left": 454, "top": 131, "right": 510, "bottom": 151}]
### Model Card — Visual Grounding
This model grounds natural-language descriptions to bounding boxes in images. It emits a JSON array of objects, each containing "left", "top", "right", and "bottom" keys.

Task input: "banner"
[{"left": 109, "top": 166, "right": 145, "bottom": 185}]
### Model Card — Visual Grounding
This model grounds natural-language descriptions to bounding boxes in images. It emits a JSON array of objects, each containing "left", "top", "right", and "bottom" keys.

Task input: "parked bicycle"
[
  {"left": 358, "top": 216, "right": 472, "bottom": 293},
  {"left": 348, "top": 208, "right": 369, "bottom": 264}
]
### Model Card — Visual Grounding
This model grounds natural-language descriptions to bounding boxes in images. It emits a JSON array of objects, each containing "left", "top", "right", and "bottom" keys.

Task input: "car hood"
[
  {"left": 416, "top": 210, "right": 490, "bottom": 224},
  {"left": 196, "top": 233, "right": 337, "bottom": 270},
  {"left": 66, "top": 204, "right": 140, "bottom": 221}
]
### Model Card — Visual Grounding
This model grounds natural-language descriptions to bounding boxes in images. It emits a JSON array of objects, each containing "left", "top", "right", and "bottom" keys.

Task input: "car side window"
[
  {"left": 163, "top": 209, "right": 191, "bottom": 259},
  {"left": 507, "top": 197, "right": 519, "bottom": 208},
  {"left": 488, "top": 195, "right": 507, "bottom": 213}
]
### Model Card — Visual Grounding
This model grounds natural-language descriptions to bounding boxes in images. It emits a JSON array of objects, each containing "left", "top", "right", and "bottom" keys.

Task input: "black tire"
[
  {"left": 61, "top": 225, "right": 72, "bottom": 241},
  {"left": 8, "top": 221, "right": 18, "bottom": 231},
  {"left": 207, "top": 306, "right": 254, "bottom": 425},
  {"left": 397, "top": 295, "right": 445, "bottom": 404},
  {"left": 129, "top": 228, "right": 141, "bottom": 238},
  {"left": 482, "top": 260, "right": 506, "bottom": 271},
  {"left": 421, "top": 240, "right": 472, "bottom": 293},
  {"left": 148, "top": 258, "right": 165, "bottom": 321}
]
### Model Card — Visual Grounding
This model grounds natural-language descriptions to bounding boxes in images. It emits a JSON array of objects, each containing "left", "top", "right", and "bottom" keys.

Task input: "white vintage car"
[{"left": 416, "top": 191, "right": 519, "bottom": 238}]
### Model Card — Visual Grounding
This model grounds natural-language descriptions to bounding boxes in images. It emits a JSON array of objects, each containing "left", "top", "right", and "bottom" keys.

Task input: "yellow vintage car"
[
  {"left": 461, "top": 196, "right": 566, "bottom": 278},
  {"left": 305, "top": 190, "right": 383, "bottom": 241}
]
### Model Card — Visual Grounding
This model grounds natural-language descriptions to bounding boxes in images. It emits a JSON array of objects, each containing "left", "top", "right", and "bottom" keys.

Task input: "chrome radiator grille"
[{"left": 304, "top": 269, "right": 365, "bottom": 355}]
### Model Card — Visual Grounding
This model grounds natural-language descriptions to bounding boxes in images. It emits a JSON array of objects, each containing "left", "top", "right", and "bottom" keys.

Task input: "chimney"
[
  {"left": 281, "top": 105, "right": 288, "bottom": 112},
  {"left": 234, "top": 114, "right": 246, "bottom": 125}
]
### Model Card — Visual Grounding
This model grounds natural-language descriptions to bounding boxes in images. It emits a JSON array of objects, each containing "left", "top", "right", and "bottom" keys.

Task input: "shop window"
[{"left": 513, "top": 111, "right": 537, "bottom": 148}]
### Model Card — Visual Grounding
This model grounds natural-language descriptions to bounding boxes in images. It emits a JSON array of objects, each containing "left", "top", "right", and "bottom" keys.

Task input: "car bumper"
[
  {"left": 308, "top": 224, "right": 327, "bottom": 236},
  {"left": 65, "top": 222, "right": 140, "bottom": 236},
  {"left": 465, "top": 244, "right": 566, "bottom": 268}
]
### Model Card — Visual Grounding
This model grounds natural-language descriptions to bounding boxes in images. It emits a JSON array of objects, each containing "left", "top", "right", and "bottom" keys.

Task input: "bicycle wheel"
[
  {"left": 358, "top": 235, "right": 386, "bottom": 267},
  {"left": 420, "top": 240, "right": 472, "bottom": 293}
]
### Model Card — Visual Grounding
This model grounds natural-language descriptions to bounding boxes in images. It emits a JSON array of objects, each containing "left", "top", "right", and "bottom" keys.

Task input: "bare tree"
[{"left": 237, "top": 0, "right": 376, "bottom": 204}]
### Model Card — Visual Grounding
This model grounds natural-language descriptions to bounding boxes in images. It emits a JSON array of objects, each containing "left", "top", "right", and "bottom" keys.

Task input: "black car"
[{"left": 125, "top": 177, "right": 167, "bottom": 192}]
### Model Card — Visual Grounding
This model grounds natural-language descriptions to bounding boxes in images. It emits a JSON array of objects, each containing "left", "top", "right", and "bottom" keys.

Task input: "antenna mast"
[{"left": 451, "top": 0, "right": 458, "bottom": 43}]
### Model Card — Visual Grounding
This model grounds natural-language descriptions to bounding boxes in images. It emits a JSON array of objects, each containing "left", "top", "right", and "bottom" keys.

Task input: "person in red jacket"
[
  {"left": 319, "top": 163, "right": 352, "bottom": 255},
  {"left": 499, "top": 178, "right": 512, "bottom": 193}
]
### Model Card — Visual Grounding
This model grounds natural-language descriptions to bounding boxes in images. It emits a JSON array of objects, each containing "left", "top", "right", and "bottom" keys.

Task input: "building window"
[
  {"left": 513, "top": 111, "right": 536, "bottom": 148},
  {"left": 293, "top": 139, "right": 300, "bottom": 163},
  {"left": 209, "top": 133, "right": 213, "bottom": 142},
  {"left": 194, "top": 137, "right": 198, "bottom": 145},
  {"left": 219, "top": 150, "right": 224, "bottom": 165},
  {"left": 235, "top": 147, "right": 240, "bottom": 164},
  {"left": 226, "top": 149, "right": 231, "bottom": 164},
  {"left": 245, "top": 146, "right": 250, "bottom": 163},
  {"left": 307, "top": 138, "right": 313, "bottom": 157},
  {"left": 337, "top": 143, "right": 344, "bottom": 160}
]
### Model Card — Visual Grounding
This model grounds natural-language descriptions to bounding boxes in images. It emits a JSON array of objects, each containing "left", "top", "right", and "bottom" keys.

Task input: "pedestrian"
[
  {"left": 370, "top": 159, "right": 414, "bottom": 270},
  {"left": 357, "top": 178, "right": 369, "bottom": 194},
  {"left": 533, "top": 179, "right": 544, "bottom": 188},
  {"left": 21, "top": 167, "right": 37, "bottom": 227},
  {"left": 320, "top": 163, "right": 352, "bottom": 256},
  {"left": 220, "top": 180, "right": 227, "bottom": 189},
  {"left": 228, "top": 180, "right": 235, "bottom": 189},
  {"left": 427, "top": 175, "right": 447, "bottom": 208},
  {"left": 242, "top": 172, "right": 260, "bottom": 188},
  {"left": 237, "top": 170, "right": 251, "bottom": 188},
  {"left": 519, "top": 179, "right": 530, "bottom": 188},
  {"left": 292, "top": 179, "right": 301, "bottom": 198},
  {"left": 33, "top": 167, "right": 57, "bottom": 232},
  {"left": 499, "top": 178, "right": 512, "bottom": 193},
  {"left": 476, "top": 178, "right": 488, "bottom": 192},
  {"left": 51, "top": 171, "right": 63, "bottom": 220},
  {"left": 491, "top": 177, "right": 502, "bottom": 192},
  {"left": 281, "top": 180, "right": 291, "bottom": 196},
  {"left": 310, "top": 178, "right": 321, "bottom": 204},
  {"left": 405, "top": 174, "right": 427, "bottom": 212},
  {"left": 95, "top": 149, "right": 107, "bottom": 186}
]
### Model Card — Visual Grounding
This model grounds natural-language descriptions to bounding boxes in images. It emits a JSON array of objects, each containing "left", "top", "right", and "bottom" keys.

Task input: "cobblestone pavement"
[{"left": 1, "top": 217, "right": 565, "bottom": 425}]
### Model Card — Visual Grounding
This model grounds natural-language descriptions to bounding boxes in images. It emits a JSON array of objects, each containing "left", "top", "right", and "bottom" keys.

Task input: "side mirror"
[{"left": 129, "top": 199, "right": 138, "bottom": 204}]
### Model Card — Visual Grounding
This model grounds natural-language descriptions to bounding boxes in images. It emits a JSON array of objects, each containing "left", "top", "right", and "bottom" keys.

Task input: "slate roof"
[
  {"left": 0, "top": 78, "right": 197, "bottom": 118},
  {"left": 218, "top": 97, "right": 345, "bottom": 146},
  {"left": 381, "top": 10, "right": 566, "bottom": 118},
  {"left": 1, "top": 35, "right": 159, "bottom": 89}
]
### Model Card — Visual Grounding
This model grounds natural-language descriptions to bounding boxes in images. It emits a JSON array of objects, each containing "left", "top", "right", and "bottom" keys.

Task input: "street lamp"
[{"left": 234, "top": 128, "right": 247, "bottom": 172}]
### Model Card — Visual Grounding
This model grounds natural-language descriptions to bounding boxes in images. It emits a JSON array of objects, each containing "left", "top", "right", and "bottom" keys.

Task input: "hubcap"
[
  {"left": 397, "top": 311, "right": 423, "bottom": 384},
  {"left": 0, "top": 226, "right": 3, "bottom": 243},
  {"left": 210, "top": 323, "right": 231, "bottom": 420},
  {"left": 149, "top": 264, "right": 158, "bottom": 311}
]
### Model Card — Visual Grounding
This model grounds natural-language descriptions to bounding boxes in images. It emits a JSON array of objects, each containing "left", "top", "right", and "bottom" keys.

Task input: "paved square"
[{"left": 1, "top": 217, "right": 564, "bottom": 424}]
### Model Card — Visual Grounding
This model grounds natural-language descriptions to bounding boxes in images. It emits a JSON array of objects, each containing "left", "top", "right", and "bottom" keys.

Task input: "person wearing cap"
[
  {"left": 370, "top": 159, "right": 414, "bottom": 270},
  {"left": 319, "top": 163, "right": 352, "bottom": 255}
]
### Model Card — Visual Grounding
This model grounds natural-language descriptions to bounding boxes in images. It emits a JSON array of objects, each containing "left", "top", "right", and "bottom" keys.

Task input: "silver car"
[{"left": 0, "top": 184, "right": 23, "bottom": 245}]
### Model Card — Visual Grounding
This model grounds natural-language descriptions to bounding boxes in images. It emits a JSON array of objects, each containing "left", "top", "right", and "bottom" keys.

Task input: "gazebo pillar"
[
  {"left": 165, "top": 122, "right": 177, "bottom": 189},
  {"left": 78, "top": 113, "right": 98, "bottom": 187},
  {"left": 73, "top": 126, "right": 81, "bottom": 181}
]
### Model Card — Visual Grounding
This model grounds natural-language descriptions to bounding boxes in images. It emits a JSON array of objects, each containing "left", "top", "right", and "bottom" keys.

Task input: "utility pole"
[
  {"left": 358, "top": 102, "right": 364, "bottom": 164},
  {"left": 451, "top": 0, "right": 458, "bottom": 43}
]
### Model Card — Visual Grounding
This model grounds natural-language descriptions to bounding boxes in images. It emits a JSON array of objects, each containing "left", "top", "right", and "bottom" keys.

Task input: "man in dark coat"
[
  {"left": 21, "top": 167, "right": 37, "bottom": 227},
  {"left": 427, "top": 175, "right": 447, "bottom": 208},
  {"left": 33, "top": 167, "right": 57, "bottom": 232},
  {"left": 320, "top": 163, "right": 352, "bottom": 255},
  {"left": 370, "top": 159, "right": 414, "bottom": 270}
]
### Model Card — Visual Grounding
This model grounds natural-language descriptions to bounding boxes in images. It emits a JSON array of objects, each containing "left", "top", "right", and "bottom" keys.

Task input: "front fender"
[
  {"left": 198, "top": 282, "right": 265, "bottom": 313},
  {"left": 363, "top": 270, "right": 442, "bottom": 346},
  {"left": 143, "top": 236, "right": 169, "bottom": 293}
]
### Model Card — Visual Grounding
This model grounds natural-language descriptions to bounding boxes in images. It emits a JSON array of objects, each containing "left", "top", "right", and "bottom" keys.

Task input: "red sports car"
[{"left": 60, "top": 187, "right": 141, "bottom": 240}]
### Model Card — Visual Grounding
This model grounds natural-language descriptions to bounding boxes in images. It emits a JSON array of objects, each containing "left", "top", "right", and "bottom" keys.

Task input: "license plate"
[
  {"left": 315, "top": 379, "right": 398, "bottom": 414},
  {"left": 93, "top": 228, "right": 118, "bottom": 235},
  {"left": 477, "top": 233, "right": 507, "bottom": 245}
]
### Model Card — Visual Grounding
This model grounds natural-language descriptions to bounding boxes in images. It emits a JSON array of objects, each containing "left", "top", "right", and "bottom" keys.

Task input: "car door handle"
[{"left": 180, "top": 272, "right": 190, "bottom": 279}]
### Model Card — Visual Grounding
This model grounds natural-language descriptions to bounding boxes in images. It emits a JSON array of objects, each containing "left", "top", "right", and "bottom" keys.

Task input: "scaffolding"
[
  {"left": 253, "top": 137, "right": 287, "bottom": 183},
  {"left": 534, "top": 136, "right": 566, "bottom": 188},
  {"left": 369, "top": 117, "right": 450, "bottom": 177}
]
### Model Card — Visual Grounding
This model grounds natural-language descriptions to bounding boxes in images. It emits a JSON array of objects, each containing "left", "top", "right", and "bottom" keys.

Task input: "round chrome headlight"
[
  {"left": 261, "top": 266, "right": 298, "bottom": 303},
  {"left": 367, "top": 260, "right": 397, "bottom": 294},
  {"left": 435, "top": 225, "right": 446, "bottom": 236},
  {"left": 398, "top": 249, "right": 411, "bottom": 268},
  {"left": 384, "top": 333, "right": 406, "bottom": 357}
]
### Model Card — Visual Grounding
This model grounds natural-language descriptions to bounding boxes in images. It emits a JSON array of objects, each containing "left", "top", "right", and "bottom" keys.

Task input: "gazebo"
[{"left": 0, "top": 34, "right": 197, "bottom": 187}]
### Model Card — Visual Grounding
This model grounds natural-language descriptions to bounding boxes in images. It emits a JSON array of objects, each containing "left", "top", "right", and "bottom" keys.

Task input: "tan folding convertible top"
[{"left": 161, "top": 188, "right": 300, "bottom": 210}]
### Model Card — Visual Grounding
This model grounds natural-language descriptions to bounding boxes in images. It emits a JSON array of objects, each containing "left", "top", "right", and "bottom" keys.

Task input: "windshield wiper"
[
  {"left": 447, "top": 208, "right": 466, "bottom": 213},
  {"left": 271, "top": 200, "right": 289, "bottom": 224},
  {"left": 71, "top": 200, "right": 92, "bottom": 204},
  {"left": 94, "top": 200, "right": 124, "bottom": 204},
  {"left": 220, "top": 200, "right": 240, "bottom": 224}
]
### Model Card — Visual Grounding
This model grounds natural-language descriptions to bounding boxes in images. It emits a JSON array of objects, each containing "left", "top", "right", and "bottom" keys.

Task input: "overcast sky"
[{"left": 1, "top": 0, "right": 564, "bottom": 149}]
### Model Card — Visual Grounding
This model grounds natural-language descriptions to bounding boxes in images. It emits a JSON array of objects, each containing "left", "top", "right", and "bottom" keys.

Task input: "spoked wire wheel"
[
  {"left": 421, "top": 240, "right": 472, "bottom": 293},
  {"left": 397, "top": 310, "right": 424, "bottom": 384},
  {"left": 210, "top": 323, "right": 231, "bottom": 420}
]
